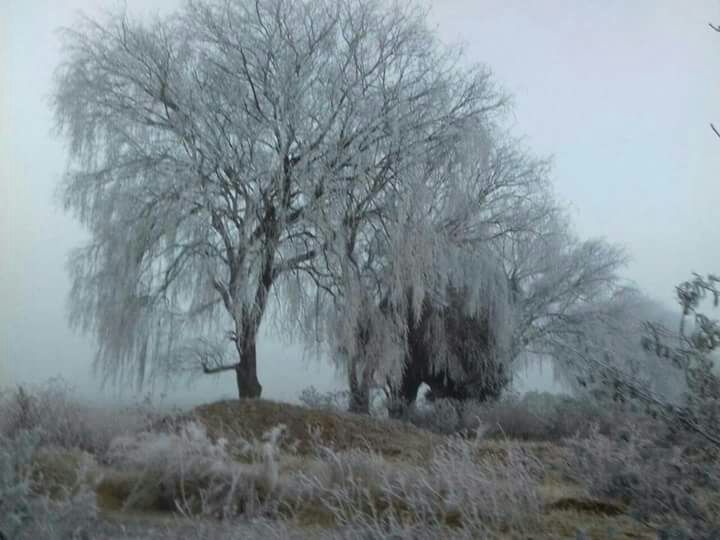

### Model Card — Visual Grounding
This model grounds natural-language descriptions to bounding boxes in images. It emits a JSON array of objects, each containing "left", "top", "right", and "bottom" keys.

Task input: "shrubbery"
[
  {"left": 288, "top": 431, "right": 544, "bottom": 537},
  {"left": 398, "top": 391, "right": 627, "bottom": 441},
  {"left": 562, "top": 422, "right": 720, "bottom": 538},
  {"left": 0, "top": 428, "right": 97, "bottom": 540},
  {"left": 101, "top": 420, "right": 283, "bottom": 518},
  {"left": 0, "top": 378, "right": 160, "bottom": 457}
]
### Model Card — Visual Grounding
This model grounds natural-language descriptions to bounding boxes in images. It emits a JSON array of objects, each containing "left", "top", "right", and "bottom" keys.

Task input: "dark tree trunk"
[
  {"left": 387, "top": 352, "right": 426, "bottom": 419},
  {"left": 234, "top": 327, "right": 262, "bottom": 399},
  {"left": 348, "top": 386, "right": 370, "bottom": 415},
  {"left": 389, "top": 285, "right": 510, "bottom": 413},
  {"left": 348, "top": 356, "right": 371, "bottom": 415}
]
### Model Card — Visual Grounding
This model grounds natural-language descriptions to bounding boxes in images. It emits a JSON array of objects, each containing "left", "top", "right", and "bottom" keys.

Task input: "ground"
[{"left": 78, "top": 399, "right": 664, "bottom": 539}]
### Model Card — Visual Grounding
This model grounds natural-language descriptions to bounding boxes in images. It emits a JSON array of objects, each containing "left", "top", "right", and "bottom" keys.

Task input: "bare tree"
[{"left": 53, "top": 0, "right": 505, "bottom": 398}]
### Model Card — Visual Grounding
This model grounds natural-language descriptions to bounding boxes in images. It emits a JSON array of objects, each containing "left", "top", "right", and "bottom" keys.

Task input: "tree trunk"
[
  {"left": 348, "top": 357, "right": 371, "bottom": 415},
  {"left": 234, "top": 327, "right": 262, "bottom": 399},
  {"left": 387, "top": 368, "right": 424, "bottom": 419}
]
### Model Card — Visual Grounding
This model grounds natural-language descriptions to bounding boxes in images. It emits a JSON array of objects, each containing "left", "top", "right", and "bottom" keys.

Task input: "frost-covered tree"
[
  {"left": 384, "top": 135, "right": 555, "bottom": 412},
  {"left": 287, "top": 122, "right": 556, "bottom": 413},
  {"left": 498, "top": 208, "right": 686, "bottom": 407},
  {"left": 388, "top": 190, "right": 632, "bottom": 412},
  {"left": 53, "top": 0, "right": 506, "bottom": 398}
]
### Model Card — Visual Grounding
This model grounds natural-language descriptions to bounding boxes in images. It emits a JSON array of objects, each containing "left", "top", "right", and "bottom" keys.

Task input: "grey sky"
[{"left": 1, "top": 0, "right": 718, "bottom": 403}]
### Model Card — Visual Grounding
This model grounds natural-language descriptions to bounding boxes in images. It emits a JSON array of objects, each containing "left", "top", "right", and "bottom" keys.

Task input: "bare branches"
[{"left": 54, "top": 0, "right": 539, "bottom": 397}]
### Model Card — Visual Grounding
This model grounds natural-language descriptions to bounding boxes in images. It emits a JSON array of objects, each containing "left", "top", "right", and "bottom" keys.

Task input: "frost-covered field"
[{"left": 2, "top": 380, "right": 718, "bottom": 539}]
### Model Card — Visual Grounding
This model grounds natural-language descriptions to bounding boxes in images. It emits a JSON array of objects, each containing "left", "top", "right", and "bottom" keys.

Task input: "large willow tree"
[{"left": 53, "top": 0, "right": 502, "bottom": 397}]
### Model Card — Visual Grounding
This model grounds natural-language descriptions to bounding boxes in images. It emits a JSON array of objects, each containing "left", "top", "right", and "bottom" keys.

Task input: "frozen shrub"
[
  {"left": 0, "top": 429, "right": 97, "bottom": 540},
  {"left": 298, "top": 386, "right": 349, "bottom": 412},
  {"left": 559, "top": 274, "right": 720, "bottom": 537},
  {"left": 0, "top": 429, "right": 38, "bottom": 538},
  {"left": 293, "top": 431, "right": 543, "bottom": 536},
  {"left": 477, "top": 392, "right": 628, "bottom": 441},
  {"left": 15, "top": 490, "right": 98, "bottom": 540},
  {"left": 31, "top": 446, "right": 99, "bottom": 500},
  {"left": 589, "top": 274, "right": 720, "bottom": 451},
  {"left": 403, "top": 398, "right": 462, "bottom": 434},
  {"left": 0, "top": 378, "right": 153, "bottom": 457},
  {"left": 469, "top": 395, "right": 553, "bottom": 440},
  {"left": 103, "top": 420, "right": 284, "bottom": 518},
  {"left": 563, "top": 423, "right": 720, "bottom": 539},
  {"left": 405, "top": 391, "right": 624, "bottom": 440}
]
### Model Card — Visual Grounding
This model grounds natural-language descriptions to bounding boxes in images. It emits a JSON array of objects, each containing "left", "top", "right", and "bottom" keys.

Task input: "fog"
[{"left": 2, "top": 0, "right": 719, "bottom": 405}]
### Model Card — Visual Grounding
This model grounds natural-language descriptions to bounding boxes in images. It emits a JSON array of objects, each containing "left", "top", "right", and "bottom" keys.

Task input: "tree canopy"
[
  {"left": 54, "top": 0, "right": 507, "bottom": 397},
  {"left": 54, "top": 0, "right": 637, "bottom": 406}
]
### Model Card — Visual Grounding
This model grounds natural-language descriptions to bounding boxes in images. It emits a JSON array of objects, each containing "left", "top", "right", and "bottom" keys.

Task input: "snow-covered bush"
[
  {"left": 479, "top": 392, "right": 624, "bottom": 441},
  {"left": 401, "top": 398, "right": 464, "bottom": 435},
  {"left": 0, "top": 429, "right": 38, "bottom": 538},
  {"left": 298, "top": 386, "right": 349, "bottom": 412},
  {"left": 0, "top": 429, "right": 97, "bottom": 540},
  {"left": 402, "top": 391, "right": 623, "bottom": 440},
  {"left": 563, "top": 423, "right": 720, "bottom": 539},
  {"left": 0, "top": 378, "right": 153, "bottom": 457},
  {"left": 103, "top": 420, "right": 284, "bottom": 518},
  {"left": 292, "top": 431, "right": 543, "bottom": 536}
]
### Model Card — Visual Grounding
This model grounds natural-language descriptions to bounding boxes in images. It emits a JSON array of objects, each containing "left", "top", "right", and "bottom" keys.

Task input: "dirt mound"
[{"left": 191, "top": 399, "right": 440, "bottom": 462}]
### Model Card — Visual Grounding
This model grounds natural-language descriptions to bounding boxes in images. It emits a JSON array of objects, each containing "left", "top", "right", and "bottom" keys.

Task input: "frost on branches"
[
  {"left": 53, "top": 0, "right": 504, "bottom": 398},
  {"left": 54, "top": 0, "right": 636, "bottom": 407}
]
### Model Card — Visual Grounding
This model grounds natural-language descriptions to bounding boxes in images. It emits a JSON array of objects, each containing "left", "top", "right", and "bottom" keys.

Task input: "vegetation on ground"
[{"left": 2, "top": 377, "right": 718, "bottom": 539}]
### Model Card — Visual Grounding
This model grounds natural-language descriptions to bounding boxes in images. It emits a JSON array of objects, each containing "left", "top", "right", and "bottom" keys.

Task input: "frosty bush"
[
  {"left": 403, "top": 391, "right": 624, "bottom": 440},
  {"left": 0, "top": 378, "right": 153, "bottom": 457},
  {"left": 104, "top": 420, "right": 284, "bottom": 518},
  {"left": 558, "top": 274, "right": 720, "bottom": 537},
  {"left": 0, "top": 429, "right": 38, "bottom": 538},
  {"left": 292, "top": 431, "right": 543, "bottom": 536},
  {"left": 298, "top": 386, "right": 348, "bottom": 412},
  {"left": 0, "top": 429, "right": 97, "bottom": 540},
  {"left": 402, "top": 398, "right": 463, "bottom": 435},
  {"left": 563, "top": 423, "right": 720, "bottom": 539},
  {"left": 580, "top": 274, "right": 720, "bottom": 450}
]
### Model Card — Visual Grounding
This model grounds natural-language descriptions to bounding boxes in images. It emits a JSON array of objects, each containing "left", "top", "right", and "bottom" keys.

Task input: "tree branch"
[{"left": 201, "top": 361, "right": 240, "bottom": 374}]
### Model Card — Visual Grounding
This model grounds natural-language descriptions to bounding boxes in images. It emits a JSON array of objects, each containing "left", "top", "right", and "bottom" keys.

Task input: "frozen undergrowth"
[{"left": 0, "top": 429, "right": 98, "bottom": 540}]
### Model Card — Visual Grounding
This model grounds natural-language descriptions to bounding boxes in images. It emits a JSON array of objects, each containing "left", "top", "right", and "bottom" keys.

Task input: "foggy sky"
[{"left": 2, "top": 0, "right": 718, "bottom": 404}]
